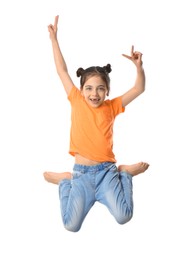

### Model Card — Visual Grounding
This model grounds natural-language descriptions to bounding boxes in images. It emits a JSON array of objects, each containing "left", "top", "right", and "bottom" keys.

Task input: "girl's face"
[{"left": 81, "top": 76, "right": 108, "bottom": 108}]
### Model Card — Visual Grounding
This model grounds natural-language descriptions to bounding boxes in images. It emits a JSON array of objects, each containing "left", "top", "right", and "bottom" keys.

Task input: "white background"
[{"left": 0, "top": 0, "right": 194, "bottom": 259}]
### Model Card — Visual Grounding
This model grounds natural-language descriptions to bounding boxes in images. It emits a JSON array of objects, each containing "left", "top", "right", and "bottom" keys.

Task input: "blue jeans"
[{"left": 59, "top": 162, "right": 133, "bottom": 232}]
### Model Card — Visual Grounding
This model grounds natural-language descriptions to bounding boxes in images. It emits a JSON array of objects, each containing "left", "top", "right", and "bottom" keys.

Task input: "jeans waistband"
[{"left": 73, "top": 162, "right": 114, "bottom": 172}]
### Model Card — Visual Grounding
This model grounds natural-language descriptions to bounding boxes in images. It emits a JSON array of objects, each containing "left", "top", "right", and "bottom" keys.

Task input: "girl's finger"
[
  {"left": 54, "top": 15, "right": 59, "bottom": 27},
  {"left": 48, "top": 25, "right": 54, "bottom": 31},
  {"left": 134, "top": 51, "right": 143, "bottom": 55},
  {"left": 122, "top": 54, "right": 132, "bottom": 60},
  {"left": 131, "top": 45, "right": 134, "bottom": 56}
]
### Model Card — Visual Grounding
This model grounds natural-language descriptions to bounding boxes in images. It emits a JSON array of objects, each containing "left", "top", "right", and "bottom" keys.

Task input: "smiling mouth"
[{"left": 89, "top": 98, "right": 100, "bottom": 102}]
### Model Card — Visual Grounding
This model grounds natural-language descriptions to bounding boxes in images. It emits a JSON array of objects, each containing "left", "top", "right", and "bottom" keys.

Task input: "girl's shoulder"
[
  {"left": 105, "top": 96, "right": 125, "bottom": 116},
  {"left": 68, "top": 86, "right": 81, "bottom": 101}
]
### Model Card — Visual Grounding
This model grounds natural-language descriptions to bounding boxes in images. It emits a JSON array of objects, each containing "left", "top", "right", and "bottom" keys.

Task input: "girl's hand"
[
  {"left": 122, "top": 45, "right": 143, "bottom": 67},
  {"left": 48, "top": 15, "right": 59, "bottom": 40}
]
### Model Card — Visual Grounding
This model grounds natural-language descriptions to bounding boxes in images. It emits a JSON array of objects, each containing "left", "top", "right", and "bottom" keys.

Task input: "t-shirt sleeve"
[
  {"left": 67, "top": 86, "right": 80, "bottom": 104},
  {"left": 110, "top": 96, "right": 125, "bottom": 117}
]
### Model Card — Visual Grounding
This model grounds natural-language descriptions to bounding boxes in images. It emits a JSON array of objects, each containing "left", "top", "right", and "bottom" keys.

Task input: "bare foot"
[
  {"left": 118, "top": 162, "right": 149, "bottom": 176},
  {"left": 43, "top": 171, "right": 72, "bottom": 184}
]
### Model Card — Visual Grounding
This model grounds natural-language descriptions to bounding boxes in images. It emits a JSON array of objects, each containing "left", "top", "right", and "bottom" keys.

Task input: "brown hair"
[{"left": 76, "top": 64, "right": 112, "bottom": 96}]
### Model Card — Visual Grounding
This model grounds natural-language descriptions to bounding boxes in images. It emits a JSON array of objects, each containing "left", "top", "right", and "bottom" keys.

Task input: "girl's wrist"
[
  {"left": 50, "top": 36, "right": 58, "bottom": 43},
  {"left": 136, "top": 66, "right": 144, "bottom": 73}
]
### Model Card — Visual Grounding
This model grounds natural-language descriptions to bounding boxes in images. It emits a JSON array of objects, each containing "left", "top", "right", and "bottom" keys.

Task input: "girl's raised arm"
[
  {"left": 48, "top": 15, "right": 74, "bottom": 95},
  {"left": 121, "top": 45, "right": 145, "bottom": 107}
]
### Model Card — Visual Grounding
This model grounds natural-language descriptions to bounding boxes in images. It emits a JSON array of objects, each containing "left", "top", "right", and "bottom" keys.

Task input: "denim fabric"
[{"left": 59, "top": 162, "right": 133, "bottom": 232}]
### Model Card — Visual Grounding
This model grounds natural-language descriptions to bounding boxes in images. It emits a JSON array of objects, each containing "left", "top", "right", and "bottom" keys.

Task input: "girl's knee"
[
  {"left": 64, "top": 224, "right": 81, "bottom": 232},
  {"left": 62, "top": 219, "right": 82, "bottom": 232},
  {"left": 62, "top": 215, "right": 82, "bottom": 232},
  {"left": 115, "top": 211, "right": 133, "bottom": 225}
]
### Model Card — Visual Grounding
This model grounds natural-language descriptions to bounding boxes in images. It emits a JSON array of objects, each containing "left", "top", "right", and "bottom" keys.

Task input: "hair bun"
[
  {"left": 103, "top": 64, "right": 112, "bottom": 74},
  {"left": 76, "top": 67, "right": 85, "bottom": 77}
]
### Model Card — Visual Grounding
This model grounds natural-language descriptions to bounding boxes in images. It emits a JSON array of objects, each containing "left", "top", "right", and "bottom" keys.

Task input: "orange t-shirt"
[{"left": 68, "top": 86, "right": 125, "bottom": 162}]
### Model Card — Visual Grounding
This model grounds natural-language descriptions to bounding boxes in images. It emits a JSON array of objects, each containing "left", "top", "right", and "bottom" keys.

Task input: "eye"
[{"left": 99, "top": 87, "right": 106, "bottom": 91}]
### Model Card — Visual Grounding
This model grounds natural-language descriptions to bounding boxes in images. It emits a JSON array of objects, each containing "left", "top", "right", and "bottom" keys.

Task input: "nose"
[{"left": 92, "top": 88, "right": 98, "bottom": 96}]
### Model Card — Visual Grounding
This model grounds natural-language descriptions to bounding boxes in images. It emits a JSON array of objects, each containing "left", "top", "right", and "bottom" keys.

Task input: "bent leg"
[
  {"left": 97, "top": 164, "right": 133, "bottom": 225},
  {"left": 59, "top": 174, "right": 94, "bottom": 232}
]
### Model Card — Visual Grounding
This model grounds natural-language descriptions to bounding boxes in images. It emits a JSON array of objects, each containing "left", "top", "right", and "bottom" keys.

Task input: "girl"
[{"left": 44, "top": 15, "right": 149, "bottom": 232}]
